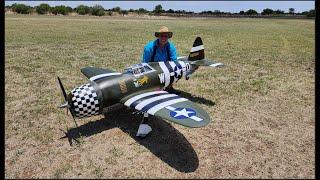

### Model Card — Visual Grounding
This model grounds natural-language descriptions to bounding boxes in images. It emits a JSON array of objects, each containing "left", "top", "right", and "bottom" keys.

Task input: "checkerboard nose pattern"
[{"left": 71, "top": 83, "right": 100, "bottom": 118}]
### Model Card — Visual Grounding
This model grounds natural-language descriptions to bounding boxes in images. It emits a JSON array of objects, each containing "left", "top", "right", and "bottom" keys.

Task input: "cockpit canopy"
[{"left": 124, "top": 63, "right": 154, "bottom": 76}]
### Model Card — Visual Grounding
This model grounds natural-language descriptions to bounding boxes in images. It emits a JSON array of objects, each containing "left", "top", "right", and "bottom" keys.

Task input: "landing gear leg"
[{"left": 136, "top": 113, "right": 152, "bottom": 138}]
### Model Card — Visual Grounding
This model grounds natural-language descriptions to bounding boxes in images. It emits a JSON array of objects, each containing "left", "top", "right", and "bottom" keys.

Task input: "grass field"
[{"left": 5, "top": 14, "right": 315, "bottom": 178}]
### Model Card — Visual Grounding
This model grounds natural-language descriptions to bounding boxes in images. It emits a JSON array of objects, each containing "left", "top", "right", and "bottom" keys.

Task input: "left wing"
[
  {"left": 81, "top": 67, "right": 121, "bottom": 81},
  {"left": 121, "top": 90, "right": 211, "bottom": 128}
]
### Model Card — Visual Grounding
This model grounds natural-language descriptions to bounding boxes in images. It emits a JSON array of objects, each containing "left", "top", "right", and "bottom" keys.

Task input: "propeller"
[{"left": 57, "top": 77, "right": 79, "bottom": 129}]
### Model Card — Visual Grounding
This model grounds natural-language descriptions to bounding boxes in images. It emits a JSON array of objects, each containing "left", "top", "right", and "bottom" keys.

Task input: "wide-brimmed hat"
[{"left": 155, "top": 26, "right": 173, "bottom": 38}]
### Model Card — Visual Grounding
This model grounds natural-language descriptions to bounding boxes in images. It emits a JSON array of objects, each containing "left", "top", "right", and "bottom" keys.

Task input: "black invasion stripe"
[
  {"left": 165, "top": 61, "right": 173, "bottom": 73},
  {"left": 130, "top": 92, "right": 169, "bottom": 108},
  {"left": 140, "top": 96, "right": 181, "bottom": 112},
  {"left": 188, "top": 49, "right": 204, "bottom": 61},
  {"left": 192, "top": 37, "right": 203, "bottom": 47},
  {"left": 169, "top": 75, "right": 175, "bottom": 84},
  {"left": 174, "top": 61, "right": 182, "bottom": 69}
]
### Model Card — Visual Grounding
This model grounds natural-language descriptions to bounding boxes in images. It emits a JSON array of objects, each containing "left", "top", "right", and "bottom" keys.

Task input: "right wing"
[{"left": 120, "top": 90, "right": 211, "bottom": 128}]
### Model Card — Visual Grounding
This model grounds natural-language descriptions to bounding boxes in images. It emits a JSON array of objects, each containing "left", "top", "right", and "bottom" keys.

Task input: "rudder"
[{"left": 188, "top": 37, "right": 205, "bottom": 61}]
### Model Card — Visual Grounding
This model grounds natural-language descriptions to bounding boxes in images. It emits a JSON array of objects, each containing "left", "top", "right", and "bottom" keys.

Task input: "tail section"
[
  {"left": 188, "top": 37, "right": 205, "bottom": 61},
  {"left": 187, "top": 37, "right": 224, "bottom": 68}
]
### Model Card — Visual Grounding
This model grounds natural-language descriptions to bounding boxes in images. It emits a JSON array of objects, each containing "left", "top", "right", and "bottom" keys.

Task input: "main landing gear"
[{"left": 136, "top": 113, "right": 152, "bottom": 138}]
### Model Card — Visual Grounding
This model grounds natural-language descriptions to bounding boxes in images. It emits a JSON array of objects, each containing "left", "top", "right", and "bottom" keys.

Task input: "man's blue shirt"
[{"left": 142, "top": 39, "right": 178, "bottom": 63}]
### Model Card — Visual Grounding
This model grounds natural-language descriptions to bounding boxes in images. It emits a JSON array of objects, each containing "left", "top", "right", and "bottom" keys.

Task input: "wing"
[
  {"left": 81, "top": 67, "right": 122, "bottom": 81},
  {"left": 121, "top": 90, "right": 211, "bottom": 128}
]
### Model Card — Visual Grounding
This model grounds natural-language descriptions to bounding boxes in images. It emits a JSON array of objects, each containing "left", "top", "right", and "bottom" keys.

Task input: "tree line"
[{"left": 5, "top": 3, "right": 315, "bottom": 18}]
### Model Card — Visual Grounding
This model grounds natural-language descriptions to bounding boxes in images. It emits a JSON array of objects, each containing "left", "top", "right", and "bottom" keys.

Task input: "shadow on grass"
[
  {"left": 60, "top": 107, "right": 199, "bottom": 173},
  {"left": 175, "top": 89, "right": 215, "bottom": 106}
]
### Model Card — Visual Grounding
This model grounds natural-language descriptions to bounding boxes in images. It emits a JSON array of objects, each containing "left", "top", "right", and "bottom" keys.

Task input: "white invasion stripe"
[
  {"left": 135, "top": 94, "right": 178, "bottom": 110},
  {"left": 190, "top": 45, "right": 204, "bottom": 52},
  {"left": 168, "top": 61, "right": 176, "bottom": 70},
  {"left": 168, "top": 61, "right": 178, "bottom": 82},
  {"left": 147, "top": 98, "right": 188, "bottom": 115},
  {"left": 179, "top": 61, "right": 186, "bottom": 78},
  {"left": 90, "top": 73, "right": 122, "bottom": 81},
  {"left": 190, "top": 116, "right": 203, "bottom": 122},
  {"left": 124, "top": 91, "right": 167, "bottom": 106},
  {"left": 209, "top": 63, "right": 224, "bottom": 67},
  {"left": 166, "top": 105, "right": 203, "bottom": 121},
  {"left": 159, "top": 62, "right": 170, "bottom": 87},
  {"left": 165, "top": 106, "right": 176, "bottom": 111}
]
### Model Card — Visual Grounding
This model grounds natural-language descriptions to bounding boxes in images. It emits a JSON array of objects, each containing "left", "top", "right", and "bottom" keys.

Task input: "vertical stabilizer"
[{"left": 188, "top": 37, "right": 205, "bottom": 61}]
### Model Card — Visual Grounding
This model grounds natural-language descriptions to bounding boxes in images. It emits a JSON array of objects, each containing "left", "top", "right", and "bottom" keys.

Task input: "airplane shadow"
[
  {"left": 61, "top": 107, "right": 199, "bottom": 173},
  {"left": 174, "top": 89, "right": 215, "bottom": 106}
]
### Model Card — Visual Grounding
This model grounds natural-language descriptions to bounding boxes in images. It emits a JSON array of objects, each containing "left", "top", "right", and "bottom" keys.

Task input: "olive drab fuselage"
[{"left": 68, "top": 60, "right": 196, "bottom": 118}]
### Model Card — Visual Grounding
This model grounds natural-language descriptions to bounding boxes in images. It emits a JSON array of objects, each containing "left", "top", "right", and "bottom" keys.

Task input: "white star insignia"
[{"left": 173, "top": 108, "right": 194, "bottom": 118}]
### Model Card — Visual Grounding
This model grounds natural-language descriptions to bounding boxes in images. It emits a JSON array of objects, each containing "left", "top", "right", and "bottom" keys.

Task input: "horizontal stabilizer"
[{"left": 190, "top": 59, "right": 224, "bottom": 68}]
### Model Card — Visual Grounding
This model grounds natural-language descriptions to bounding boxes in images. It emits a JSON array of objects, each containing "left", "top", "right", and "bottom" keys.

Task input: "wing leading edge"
[
  {"left": 81, "top": 67, "right": 121, "bottom": 81},
  {"left": 121, "top": 90, "right": 211, "bottom": 128}
]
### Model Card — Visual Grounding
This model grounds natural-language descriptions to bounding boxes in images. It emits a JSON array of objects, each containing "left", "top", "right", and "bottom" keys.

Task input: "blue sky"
[{"left": 5, "top": 1, "right": 315, "bottom": 13}]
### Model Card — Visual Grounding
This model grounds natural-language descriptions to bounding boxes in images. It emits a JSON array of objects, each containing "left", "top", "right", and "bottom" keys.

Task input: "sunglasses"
[{"left": 160, "top": 34, "right": 169, "bottom": 38}]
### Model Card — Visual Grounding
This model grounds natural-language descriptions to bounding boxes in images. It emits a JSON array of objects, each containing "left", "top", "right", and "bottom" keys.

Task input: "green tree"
[
  {"left": 274, "top": 9, "right": 285, "bottom": 14},
  {"left": 91, "top": 5, "right": 105, "bottom": 16},
  {"left": 112, "top": 6, "right": 121, "bottom": 13},
  {"left": 76, "top": 5, "right": 91, "bottom": 15},
  {"left": 306, "top": 9, "right": 315, "bottom": 17},
  {"left": 66, "top": 6, "right": 73, "bottom": 13},
  {"left": 154, "top": 4, "right": 163, "bottom": 15},
  {"left": 245, "top": 9, "right": 258, "bottom": 15},
  {"left": 239, "top": 10, "right": 245, "bottom": 15},
  {"left": 12, "top": 3, "right": 33, "bottom": 14},
  {"left": 289, "top": 8, "right": 295, "bottom": 14},
  {"left": 36, "top": 3, "right": 50, "bottom": 14},
  {"left": 120, "top": 10, "right": 128, "bottom": 16},
  {"left": 262, "top": 8, "right": 274, "bottom": 15},
  {"left": 138, "top": 8, "right": 147, "bottom": 15},
  {"left": 167, "top": 9, "right": 174, "bottom": 13},
  {"left": 51, "top": 5, "right": 68, "bottom": 15}
]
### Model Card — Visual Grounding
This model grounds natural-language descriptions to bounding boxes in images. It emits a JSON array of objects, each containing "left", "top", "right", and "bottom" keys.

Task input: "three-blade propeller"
[{"left": 57, "top": 77, "right": 79, "bottom": 129}]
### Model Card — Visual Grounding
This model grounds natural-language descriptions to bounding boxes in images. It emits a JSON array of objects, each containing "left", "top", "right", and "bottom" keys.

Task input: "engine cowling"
[{"left": 69, "top": 83, "right": 101, "bottom": 118}]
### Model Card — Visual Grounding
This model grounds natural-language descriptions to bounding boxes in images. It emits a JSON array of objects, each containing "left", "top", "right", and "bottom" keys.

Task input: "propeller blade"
[
  {"left": 70, "top": 109, "right": 79, "bottom": 129},
  {"left": 57, "top": 76, "right": 68, "bottom": 101},
  {"left": 57, "top": 76, "right": 81, "bottom": 142}
]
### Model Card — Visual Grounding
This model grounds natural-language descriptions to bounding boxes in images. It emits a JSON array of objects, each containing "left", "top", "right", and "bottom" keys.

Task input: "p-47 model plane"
[{"left": 58, "top": 37, "right": 224, "bottom": 138}]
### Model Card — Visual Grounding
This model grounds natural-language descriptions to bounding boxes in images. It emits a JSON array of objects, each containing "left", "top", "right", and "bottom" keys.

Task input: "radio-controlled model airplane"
[{"left": 58, "top": 37, "right": 224, "bottom": 138}]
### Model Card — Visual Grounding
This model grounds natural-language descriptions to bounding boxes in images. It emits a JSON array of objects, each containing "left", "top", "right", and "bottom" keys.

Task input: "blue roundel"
[{"left": 170, "top": 107, "right": 197, "bottom": 119}]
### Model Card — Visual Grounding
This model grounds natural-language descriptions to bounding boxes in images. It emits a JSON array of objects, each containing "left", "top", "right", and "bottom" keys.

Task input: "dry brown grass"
[{"left": 5, "top": 14, "right": 314, "bottom": 178}]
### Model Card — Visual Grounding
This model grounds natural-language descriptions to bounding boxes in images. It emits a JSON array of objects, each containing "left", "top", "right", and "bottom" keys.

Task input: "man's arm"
[
  {"left": 169, "top": 42, "right": 178, "bottom": 61},
  {"left": 142, "top": 46, "right": 151, "bottom": 63}
]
